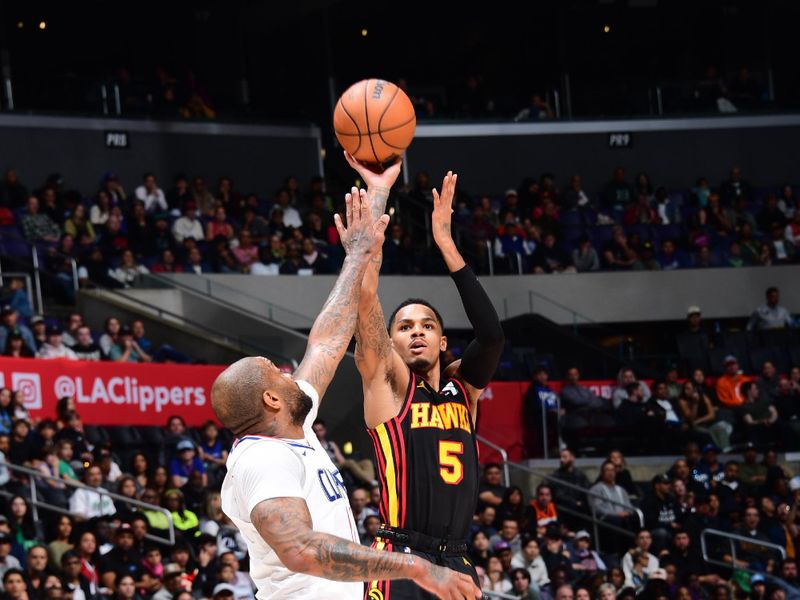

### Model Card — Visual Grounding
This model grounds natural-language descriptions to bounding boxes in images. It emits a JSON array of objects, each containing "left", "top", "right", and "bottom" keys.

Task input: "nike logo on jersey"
[{"left": 409, "top": 401, "right": 471, "bottom": 432}]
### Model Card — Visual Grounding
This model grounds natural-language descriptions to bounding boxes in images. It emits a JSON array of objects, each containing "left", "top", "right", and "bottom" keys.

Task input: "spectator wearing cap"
[
  {"left": 0, "top": 535, "right": 22, "bottom": 591},
  {"left": 748, "top": 287, "right": 795, "bottom": 331},
  {"left": 68, "top": 465, "right": 116, "bottom": 521},
  {"left": 569, "top": 530, "right": 606, "bottom": 574},
  {"left": 0, "top": 307, "right": 35, "bottom": 354},
  {"left": 108, "top": 326, "right": 151, "bottom": 364},
  {"left": 540, "top": 526, "right": 572, "bottom": 576},
  {"left": 684, "top": 305, "right": 712, "bottom": 343},
  {"left": 171, "top": 201, "right": 203, "bottom": 243},
  {"left": 212, "top": 584, "right": 235, "bottom": 600},
  {"left": 168, "top": 440, "right": 206, "bottom": 489},
  {"left": 101, "top": 172, "right": 127, "bottom": 206},
  {"left": 150, "top": 564, "right": 186, "bottom": 600},
  {"left": 36, "top": 326, "right": 77, "bottom": 360},
  {"left": 640, "top": 475, "right": 679, "bottom": 552},
  {"left": 98, "top": 524, "right": 140, "bottom": 594},
  {"left": 740, "top": 382, "right": 779, "bottom": 450},
  {"left": 716, "top": 355, "right": 748, "bottom": 408},
  {"left": 739, "top": 443, "right": 768, "bottom": 490},
  {"left": 2, "top": 331, "right": 34, "bottom": 359}
]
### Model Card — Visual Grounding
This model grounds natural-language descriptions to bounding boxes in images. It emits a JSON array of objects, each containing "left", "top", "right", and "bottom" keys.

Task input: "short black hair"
[
  {"left": 766, "top": 286, "right": 779, "bottom": 296},
  {"left": 387, "top": 298, "right": 444, "bottom": 332}
]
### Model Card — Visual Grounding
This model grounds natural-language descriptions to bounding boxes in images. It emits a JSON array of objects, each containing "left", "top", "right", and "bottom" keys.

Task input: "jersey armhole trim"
[{"left": 395, "top": 372, "right": 416, "bottom": 423}]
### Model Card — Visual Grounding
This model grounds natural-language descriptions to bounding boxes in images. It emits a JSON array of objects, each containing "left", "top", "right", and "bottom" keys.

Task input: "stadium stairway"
[{"left": 78, "top": 274, "right": 372, "bottom": 453}]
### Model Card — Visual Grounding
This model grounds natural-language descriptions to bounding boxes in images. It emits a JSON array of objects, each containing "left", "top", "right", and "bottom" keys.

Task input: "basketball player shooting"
[
  {"left": 212, "top": 188, "right": 480, "bottom": 600},
  {"left": 345, "top": 152, "right": 505, "bottom": 600}
]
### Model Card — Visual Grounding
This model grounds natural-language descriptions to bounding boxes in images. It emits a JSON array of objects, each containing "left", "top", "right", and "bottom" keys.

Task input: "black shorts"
[{"left": 364, "top": 541, "right": 481, "bottom": 600}]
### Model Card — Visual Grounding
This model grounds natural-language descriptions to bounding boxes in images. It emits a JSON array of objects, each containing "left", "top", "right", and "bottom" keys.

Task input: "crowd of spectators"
[
  {"left": 0, "top": 300, "right": 194, "bottom": 365},
  {"left": 2, "top": 163, "right": 799, "bottom": 292},
  {"left": 326, "top": 434, "right": 800, "bottom": 600},
  {"left": 0, "top": 392, "right": 255, "bottom": 600}
]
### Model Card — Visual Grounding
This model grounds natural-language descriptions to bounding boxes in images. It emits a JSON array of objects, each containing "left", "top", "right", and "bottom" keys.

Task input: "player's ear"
[
  {"left": 262, "top": 390, "right": 280, "bottom": 411},
  {"left": 439, "top": 335, "right": 448, "bottom": 352}
]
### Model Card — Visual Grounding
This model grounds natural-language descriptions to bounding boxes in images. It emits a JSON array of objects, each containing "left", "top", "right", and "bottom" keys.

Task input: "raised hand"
[
  {"left": 334, "top": 187, "right": 390, "bottom": 257},
  {"left": 432, "top": 170, "right": 458, "bottom": 247},
  {"left": 344, "top": 151, "right": 402, "bottom": 191}
]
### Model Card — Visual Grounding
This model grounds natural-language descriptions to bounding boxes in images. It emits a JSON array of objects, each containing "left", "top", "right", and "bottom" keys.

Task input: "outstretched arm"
[
  {"left": 344, "top": 152, "right": 410, "bottom": 428},
  {"left": 294, "top": 188, "right": 389, "bottom": 400},
  {"left": 432, "top": 172, "right": 505, "bottom": 420},
  {"left": 251, "top": 497, "right": 480, "bottom": 599}
]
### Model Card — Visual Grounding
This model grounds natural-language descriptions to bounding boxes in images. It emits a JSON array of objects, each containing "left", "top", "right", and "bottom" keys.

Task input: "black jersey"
[{"left": 367, "top": 373, "right": 479, "bottom": 541}]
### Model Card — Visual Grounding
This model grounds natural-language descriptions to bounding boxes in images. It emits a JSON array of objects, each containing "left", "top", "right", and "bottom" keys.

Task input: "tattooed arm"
[
  {"left": 294, "top": 188, "right": 389, "bottom": 400},
  {"left": 344, "top": 153, "right": 409, "bottom": 428},
  {"left": 251, "top": 497, "right": 480, "bottom": 599}
]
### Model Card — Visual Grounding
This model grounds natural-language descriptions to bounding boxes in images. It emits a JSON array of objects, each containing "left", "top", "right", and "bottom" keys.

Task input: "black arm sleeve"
[{"left": 450, "top": 265, "right": 504, "bottom": 389}]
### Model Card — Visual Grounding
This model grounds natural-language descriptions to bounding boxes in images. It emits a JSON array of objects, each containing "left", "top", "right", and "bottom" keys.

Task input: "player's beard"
[{"left": 287, "top": 387, "right": 313, "bottom": 427}]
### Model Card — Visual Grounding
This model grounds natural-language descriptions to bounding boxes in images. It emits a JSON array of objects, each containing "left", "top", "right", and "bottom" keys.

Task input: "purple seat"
[
  {"left": 560, "top": 210, "right": 582, "bottom": 227},
  {"left": 653, "top": 224, "right": 684, "bottom": 242}
]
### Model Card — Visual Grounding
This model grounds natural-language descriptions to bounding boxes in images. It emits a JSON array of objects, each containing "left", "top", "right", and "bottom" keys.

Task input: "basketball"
[{"left": 333, "top": 79, "right": 416, "bottom": 164}]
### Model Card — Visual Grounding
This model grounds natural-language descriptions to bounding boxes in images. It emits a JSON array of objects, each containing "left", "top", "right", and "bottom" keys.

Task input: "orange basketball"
[{"left": 333, "top": 79, "right": 416, "bottom": 164}]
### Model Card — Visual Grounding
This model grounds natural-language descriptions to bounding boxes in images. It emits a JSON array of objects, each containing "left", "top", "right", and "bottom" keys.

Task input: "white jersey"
[{"left": 221, "top": 380, "right": 361, "bottom": 600}]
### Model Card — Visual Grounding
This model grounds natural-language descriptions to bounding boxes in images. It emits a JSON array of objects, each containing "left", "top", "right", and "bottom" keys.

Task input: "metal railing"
[
  {"left": 84, "top": 285, "right": 298, "bottom": 369},
  {"left": 475, "top": 435, "right": 510, "bottom": 487},
  {"left": 142, "top": 272, "right": 314, "bottom": 329},
  {"left": 483, "top": 591, "right": 518, "bottom": 600},
  {"left": 505, "top": 460, "right": 644, "bottom": 552},
  {"left": 0, "top": 461, "right": 176, "bottom": 546},
  {"left": 700, "top": 528, "right": 786, "bottom": 574}
]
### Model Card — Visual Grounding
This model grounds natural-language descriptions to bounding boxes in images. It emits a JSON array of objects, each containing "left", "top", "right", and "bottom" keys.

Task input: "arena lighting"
[
  {"left": 361, "top": 28, "right": 368, "bottom": 37},
  {"left": 16, "top": 21, "right": 23, "bottom": 29},
  {"left": 38, "top": 21, "right": 46, "bottom": 30},
  {"left": 603, "top": 24, "right": 611, "bottom": 33}
]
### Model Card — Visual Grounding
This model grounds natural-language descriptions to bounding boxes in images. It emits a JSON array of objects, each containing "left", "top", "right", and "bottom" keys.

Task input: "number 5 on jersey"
[{"left": 438, "top": 441, "right": 464, "bottom": 484}]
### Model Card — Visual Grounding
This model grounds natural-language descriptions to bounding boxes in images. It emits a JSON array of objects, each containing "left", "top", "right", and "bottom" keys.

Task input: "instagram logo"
[{"left": 12, "top": 373, "right": 42, "bottom": 410}]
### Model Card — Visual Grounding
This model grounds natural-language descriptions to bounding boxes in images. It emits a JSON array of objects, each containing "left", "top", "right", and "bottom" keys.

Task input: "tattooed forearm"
[
  {"left": 367, "top": 187, "right": 390, "bottom": 220},
  {"left": 251, "top": 497, "right": 423, "bottom": 582},
  {"left": 295, "top": 253, "right": 369, "bottom": 392}
]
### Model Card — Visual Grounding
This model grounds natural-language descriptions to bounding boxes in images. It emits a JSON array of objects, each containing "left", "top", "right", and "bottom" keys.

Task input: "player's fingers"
[
  {"left": 389, "top": 156, "right": 402, "bottom": 170},
  {"left": 333, "top": 213, "right": 345, "bottom": 240},
  {"left": 374, "top": 214, "right": 390, "bottom": 235},
  {"left": 348, "top": 187, "right": 358, "bottom": 224},
  {"left": 432, "top": 188, "right": 440, "bottom": 205},
  {"left": 359, "top": 188, "right": 370, "bottom": 222},
  {"left": 343, "top": 150, "right": 359, "bottom": 169}
]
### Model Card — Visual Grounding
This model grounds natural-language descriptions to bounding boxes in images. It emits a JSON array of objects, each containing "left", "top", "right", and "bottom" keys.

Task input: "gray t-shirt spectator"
[
  {"left": 588, "top": 481, "right": 632, "bottom": 518},
  {"left": 561, "top": 384, "right": 606, "bottom": 412},
  {"left": 747, "top": 303, "right": 794, "bottom": 331}
]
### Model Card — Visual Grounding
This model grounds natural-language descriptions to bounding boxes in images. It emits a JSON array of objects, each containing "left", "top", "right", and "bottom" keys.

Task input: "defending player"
[{"left": 213, "top": 188, "right": 480, "bottom": 600}]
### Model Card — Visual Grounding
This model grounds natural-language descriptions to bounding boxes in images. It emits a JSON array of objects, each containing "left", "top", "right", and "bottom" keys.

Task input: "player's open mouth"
[{"left": 409, "top": 340, "right": 426, "bottom": 354}]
